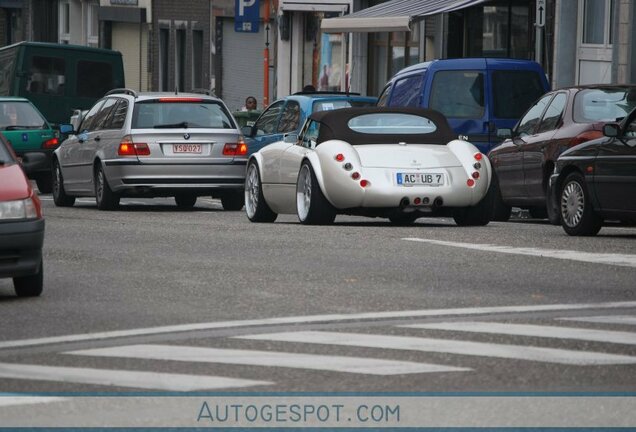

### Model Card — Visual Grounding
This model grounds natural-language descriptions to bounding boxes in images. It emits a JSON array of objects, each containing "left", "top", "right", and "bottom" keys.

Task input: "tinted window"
[
  {"left": 388, "top": 75, "right": 423, "bottom": 107},
  {"left": 77, "top": 61, "right": 114, "bottom": 98},
  {"left": 573, "top": 88, "right": 636, "bottom": 123},
  {"left": 537, "top": 93, "right": 567, "bottom": 133},
  {"left": 516, "top": 94, "right": 553, "bottom": 136},
  {"left": 79, "top": 99, "right": 105, "bottom": 132},
  {"left": 28, "top": 56, "right": 65, "bottom": 95},
  {"left": 0, "top": 101, "right": 47, "bottom": 129},
  {"left": 132, "top": 100, "right": 235, "bottom": 129},
  {"left": 429, "top": 71, "right": 484, "bottom": 118},
  {"left": 300, "top": 120, "right": 320, "bottom": 148},
  {"left": 278, "top": 101, "right": 301, "bottom": 133},
  {"left": 92, "top": 98, "right": 118, "bottom": 130},
  {"left": 348, "top": 113, "right": 437, "bottom": 134},
  {"left": 254, "top": 101, "right": 283, "bottom": 135},
  {"left": 312, "top": 99, "right": 374, "bottom": 113},
  {"left": 492, "top": 70, "right": 546, "bottom": 119},
  {"left": 109, "top": 99, "right": 128, "bottom": 129},
  {"left": 376, "top": 85, "right": 390, "bottom": 107}
]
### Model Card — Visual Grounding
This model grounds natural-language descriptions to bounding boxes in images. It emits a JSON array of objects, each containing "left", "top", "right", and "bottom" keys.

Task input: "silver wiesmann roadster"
[{"left": 244, "top": 107, "right": 494, "bottom": 225}]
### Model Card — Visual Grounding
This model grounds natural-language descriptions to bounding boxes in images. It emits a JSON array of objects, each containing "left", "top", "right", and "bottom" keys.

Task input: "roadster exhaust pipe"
[
  {"left": 399, "top": 197, "right": 410, "bottom": 208},
  {"left": 433, "top": 197, "right": 444, "bottom": 208}
]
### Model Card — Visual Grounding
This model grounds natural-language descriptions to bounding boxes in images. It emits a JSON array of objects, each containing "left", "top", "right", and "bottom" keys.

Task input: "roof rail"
[
  {"left": 292, "top": 91, "right": 362, "bottom": 96},
  {"left": 105, "top": 88, "right": 137, "bottom": 97}
]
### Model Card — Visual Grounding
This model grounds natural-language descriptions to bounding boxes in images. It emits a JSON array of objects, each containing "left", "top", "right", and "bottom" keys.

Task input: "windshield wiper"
[{"left": 153, "top": 121, "right": 189, "bottom": 129}]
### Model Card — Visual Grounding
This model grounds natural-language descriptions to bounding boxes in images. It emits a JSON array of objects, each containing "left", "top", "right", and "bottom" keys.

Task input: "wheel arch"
[{"left": 301, "top": 153, "right": 334, "bottom": 206}]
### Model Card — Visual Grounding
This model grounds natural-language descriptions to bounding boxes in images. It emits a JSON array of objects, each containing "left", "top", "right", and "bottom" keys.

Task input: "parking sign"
[{"left": 235, "top": 0, "right": 260, "bottom": 33}]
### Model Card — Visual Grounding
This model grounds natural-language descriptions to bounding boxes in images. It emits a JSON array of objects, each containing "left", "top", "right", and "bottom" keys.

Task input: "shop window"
[
  {"left": 368, "top": 28, "right": 420, "bottom": 97},
  {"left": 28, "top": 56, "right": 66, "bottom": 96},
  {"left": 582, "top": 0, "right": 614, "bottom": 45},
  {"left": 464, "top": 3, "right": 530, "bottom": 59},
  {"left": 59, "top": 1, "right": 70, "bottom": 44},
  {"left": 87, "top": 2, "right": 99, "bottom": 47},
  {"left": 77, "top": 61, "right": 113, "bottom": 98}
]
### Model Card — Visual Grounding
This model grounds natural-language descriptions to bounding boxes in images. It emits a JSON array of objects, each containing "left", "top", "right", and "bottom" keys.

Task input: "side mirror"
[
  {"left": 241, "top": 125, "right": 255, "bottom": 138},
  {"left": 20, "top": 152, "right": 47, "bottom": 171},
  {"left": 496, "top": 128, "right": 513, "bottom": 140},
  {"left": 59, "top": 123, "right": 74, "bottom": 135},
  {"left": 603, "top": 123, "right": 620, "bottom": 138},
  {"left": 283, "top": 133, "right": 298, "bottom": 144}
]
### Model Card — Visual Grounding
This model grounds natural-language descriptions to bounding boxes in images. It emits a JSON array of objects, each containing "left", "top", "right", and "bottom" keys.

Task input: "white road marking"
[
  {"left": 66, "top": 344, "right": 469, "bottom": 376},
  {"left": 0, "top": 396, "right": 66, "bottom": 407},
  {"left": 402, "top": 238, "right": 636, "bottom": 268},
  {"left": 559, "top": 315, "right": 636, "bottom": 326},
  {"left": 237, "top": 331, "right": 636, "bottom": 366},
  {"left": 402, "top": 322, "right": 636, "bottom": 345},
  {"left": 2, "top": 301, "right": 636, "bottom": 350},
  {"left": 0, "top": 363, "right": 270, "bottom": 391}
]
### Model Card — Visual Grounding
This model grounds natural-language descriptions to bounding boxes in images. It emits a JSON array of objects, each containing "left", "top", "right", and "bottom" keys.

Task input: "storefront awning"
[
  {"left": 281, "top": 0, "right": 350, "bottom": 13},
  {"left": 321, "top": 0, "right": 487, "bottom": 33}
]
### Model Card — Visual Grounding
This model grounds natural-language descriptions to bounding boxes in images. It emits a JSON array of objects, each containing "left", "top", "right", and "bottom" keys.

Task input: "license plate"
[
  {"left": 396, "top": 172, "right": 444, "bottom": 186},
  {"left": 173, "top": 144, "right": 202, "bottom": 154}
]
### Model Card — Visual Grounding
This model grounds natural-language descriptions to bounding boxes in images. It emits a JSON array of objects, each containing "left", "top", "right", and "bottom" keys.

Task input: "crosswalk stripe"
[
  {"left": 237, "top": 331, "right": 636, "bottom": 366},
  {"left": 0, "top": 363, "right": 271, "bottom": 391},
  {"left": 66, "top": 344, "right": 470, "bottom": 376},
  {"left": 558, "top": 315, "right": 636, "bottom": 326},
  {"left": 402, "top": 322, "right": 636, "bottom": 345}
]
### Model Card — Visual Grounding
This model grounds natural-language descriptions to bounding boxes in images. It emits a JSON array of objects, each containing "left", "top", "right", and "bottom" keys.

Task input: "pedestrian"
[{"left": 241, "top": 96, "right": 258, "bottom": 111}]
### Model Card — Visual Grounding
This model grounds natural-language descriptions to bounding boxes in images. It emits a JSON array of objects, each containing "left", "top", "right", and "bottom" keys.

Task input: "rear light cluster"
[
  {"left": 467, "top": 152, "right": 483, "bottom": 187},
  {"left": 42, "top": 137, "right": 59, "bottom": 149},
  {"left": 0, "top": 194, "right": 42, "bottom": 220},
  {"left": 223, "top": 141, "right": 248, "bottom": 156},
  {"left": 118, "top": 136, "right": 150, "bottom": 156},
  {"left": 335, "top": 153, "right": 370, "bottom": 188},
  {"left": 568, "top": 130, "right": 603, "bottom": 147}
]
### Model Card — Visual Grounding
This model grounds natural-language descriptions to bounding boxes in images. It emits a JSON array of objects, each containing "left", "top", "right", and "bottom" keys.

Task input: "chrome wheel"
[
  {"left": 561, "top": 180, "right": 584, "bottom": 228},
  {"left": 96, "top": 168, "right": 105, "bottom": 203},
  {"left": 53, "top": 162, "right": 61, "bottom": 198},
  {"left": 296, "top": 164, "right": 312, "bottom": 221},
  {"left": 245, "top": 163, "right": 259, "bottom": 219}
]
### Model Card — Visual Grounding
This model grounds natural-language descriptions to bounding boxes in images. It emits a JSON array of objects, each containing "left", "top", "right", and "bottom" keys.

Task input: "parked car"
[
  {"left": 52, "top": 89, "right": 246, "bottom": 211},
  {"left": 0, "top": 97, "right": 60, "bottom": 193},
  {"left": 0, "top": 133, "right": 45, "bottom": 297},
  {"left": 489, "top": 85, "right": 636, "bottom": 223},
  {"left": 242, "top": 92, "right": 377, "bottom": 155},
  {"left": 547, "top": 107, "right": 636, "bottom": 236},
  {"left": 378, "top": 58, "right": 550, "bottom": 154},
  {"left": 244, "top": 107, "right": 493, "bottom": 226}
]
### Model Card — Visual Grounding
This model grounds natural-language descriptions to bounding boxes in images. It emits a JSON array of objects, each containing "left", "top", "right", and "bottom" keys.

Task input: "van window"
[
  {"left": 389, "top": 75, "right": 423, "bottom": 107},
  {"left": 28, "top": 56, "right": 65, "bottom": 96},
  {"left": 492, "top": 70, "right": 545, "bottom": 119},
  {"left": 77, "top": 61, "right": 114, "bottom": 98},
  {"left": 429, "top": 71, "right": 484, "bottom": 118}
]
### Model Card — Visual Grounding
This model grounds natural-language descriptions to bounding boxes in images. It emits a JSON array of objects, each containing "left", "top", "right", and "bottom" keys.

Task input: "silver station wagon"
[{"left": 52, "top": 89, "right": 247, "bottom": 210}]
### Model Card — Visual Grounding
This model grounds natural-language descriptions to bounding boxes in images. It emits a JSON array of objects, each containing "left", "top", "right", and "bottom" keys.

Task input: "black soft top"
[{"left": 309, "top": 107, "right": 455, "bottom": 145}]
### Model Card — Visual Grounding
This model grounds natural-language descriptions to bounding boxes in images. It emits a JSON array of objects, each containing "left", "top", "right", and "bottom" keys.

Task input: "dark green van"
[{"left": 0, "top": 42, "right": 125, "bottom": 125}]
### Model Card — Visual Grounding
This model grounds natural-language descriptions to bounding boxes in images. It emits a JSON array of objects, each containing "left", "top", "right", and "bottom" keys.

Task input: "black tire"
[
  {"left": 389, "top": 213, "right": 419, "bottom": 226},
  {"left": 296, "top": 162, "right": 336, "bottom": 225},
  {"left": 529, "top": 206, "right": 547, "bottom": 219},
  {"left": 94, "top": 163, "right": 119, "bottom": 210},
  {"left": 559, "top": 172, "right": 602, "bottom": 236},
  {"left": 244, "top": 162, "right": 277, "bottom": 222},
  {"left": 52, "top": 158, "right": 75, "bottom": 207},
  {"left": 35, "top": 174, "right": 53, "bottom": 194},
  {"left": 546, "top": 191, "right": 561, "bottom": 225},
  {"left": 175, "top": 194, "right": 197, "bottom": 209},
  {"left": 453, "top": 177, "right": 496, "bottom": 227},
  {"left": 490, "top": 173, "right": 512, "bottom": 222},
  {"left": 13, "top": 261, "right": 43, "bottom": 297},
  {"left": 221, "top": 191, "right": 244, "bottom": 211}
]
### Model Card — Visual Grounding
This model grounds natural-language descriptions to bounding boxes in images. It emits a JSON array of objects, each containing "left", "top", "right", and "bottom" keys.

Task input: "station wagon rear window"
[
  {"left": 347, "top": 113, "right": 437, "bottom": 134},
  {"left": 132, "top": 100, "right": 235, "bottom": 129}
]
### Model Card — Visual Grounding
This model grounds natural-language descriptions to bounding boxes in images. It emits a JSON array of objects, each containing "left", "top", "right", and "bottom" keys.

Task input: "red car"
[
  {"left": 488, "top": 85, "right": 636, "bottom": 223},
  {"left": 0, "top": 133, "right": 45, "bottom": 296}
]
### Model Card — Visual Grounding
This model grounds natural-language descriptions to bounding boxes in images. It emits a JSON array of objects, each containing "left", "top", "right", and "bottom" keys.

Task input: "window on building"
[
  {"left": 192, "top": 30, "right": 203, "bottom": 90},
  {"left": 368, "top": 27, "right": 420, "bottom": 97},
  {"left": 59, "top": 1, "right": 70, "bottom": 44},
  {"left": 87, "top": 2, "right": 99, "bottom": 47},
  {"left": 175, "top": 29, "right": 186, "bottom": 92},
  {"left": 159, "top": 28, "right": 170, "bottom": 91},
  {"left": 77, "top": 61, "right": 113, "bottom": 98},
  {"left": 582, "top": 0, "right": 614, "bottom": 45}
]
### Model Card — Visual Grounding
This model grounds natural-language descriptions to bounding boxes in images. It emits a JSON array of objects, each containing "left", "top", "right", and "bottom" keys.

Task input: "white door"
[{"left": 576, "top": 0, "right": 614, "bottom": 84}]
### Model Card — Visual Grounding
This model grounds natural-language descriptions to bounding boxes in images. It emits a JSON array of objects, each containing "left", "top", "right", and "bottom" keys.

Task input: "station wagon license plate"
[
  {"left": 173, "top": 144, "right": 202, "bottom": 154},
  {"left": 396, "top": 172, "right": 444, "bottom": 186}
]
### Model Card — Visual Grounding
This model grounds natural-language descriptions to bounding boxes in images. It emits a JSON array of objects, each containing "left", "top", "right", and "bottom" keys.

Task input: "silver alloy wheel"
[
  {"left": 96, "top": 168, "right": 104, "bottom": 202},
  {"left": 296, "top": 164, "right": 312, "bottom": 221},
  {"left": 245, "top": 163, "right": 260, "bottom": 219},
  {"left": 561, "top": 180, "right": 585, "bottom": 228},
  {"left": 53, "top": 162, "right": 61, "bottom": 197}
]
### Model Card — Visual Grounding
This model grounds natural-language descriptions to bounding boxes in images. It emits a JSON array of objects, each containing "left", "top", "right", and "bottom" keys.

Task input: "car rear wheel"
[
  {"left": 52, "top": 159, "right": 75, "bottom": 207},
  {"left": 453, "top": 177, "right": 495, "bottom": 227},
  {"left": 94, "top": 164, "right": 119, "bottom": 210},
  {"left": 35, "top": 174, "right": 53, "bottom": 194},
  {"left": 296, "top": 162, "right": 336, "bottom": 225},
  {"left": 220, "top": 191, "right": 244, "bottom": 211},
  {"left": 13, "top": 261, "right": 43, "bottom": 297},
  {"left": 245, "top": 162, "right": 277, "bottom": 222},
  {"left": 175, "top": 194, "right": 197, "bottom": 209},
  {"left": 490, "top": 174, "right": 511, "bottom": 222},
  {"left": 560, "top": 172, "right": 602, "bottom": 236},
  {"left": 546, "top": 191, "right": 561, "bottom": 225}
]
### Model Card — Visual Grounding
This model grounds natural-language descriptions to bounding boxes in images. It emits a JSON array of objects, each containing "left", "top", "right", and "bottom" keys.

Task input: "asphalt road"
[{"left": 1, "top": 195, "right": 635, "bottom": 421}]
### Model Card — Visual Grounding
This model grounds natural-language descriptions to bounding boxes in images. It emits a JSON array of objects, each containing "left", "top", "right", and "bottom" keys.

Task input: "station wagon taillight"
[
  {"left": 223, "top": 142, "right": 248, "bottom": 156},
  {"left": 42, "top": 137, "right": 59, "bottom": 149},
  {"left": 118, "top": 136, "right": 149, "bottom": 156}
]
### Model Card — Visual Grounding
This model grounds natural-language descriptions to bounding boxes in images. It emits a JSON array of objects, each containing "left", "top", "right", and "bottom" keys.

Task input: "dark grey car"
[{"left": 52, "top": 89, "right": 247, "bottom": 210}]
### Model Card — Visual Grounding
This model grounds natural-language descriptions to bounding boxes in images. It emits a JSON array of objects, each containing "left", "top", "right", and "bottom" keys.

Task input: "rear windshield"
[
  {"left": 312, "top": 99, "right": 375, "bottom": 113},
  {"left": 573, "top": 89, "right": 636, "bottom": 123},
  {"left": 347, "top": 113, "right": 438, "bottom": 135},
  {"left": 429, "top": 71, "right": 484, "bottom": 119},
  {"left": 0, "top": 101, "right": 47, "bottom": 130},
  {"left": 132, "top": 100, "right": 236, "bottom": 129},
  {"left": 492, "top": 70, "right": 546, "bottom": 119}
]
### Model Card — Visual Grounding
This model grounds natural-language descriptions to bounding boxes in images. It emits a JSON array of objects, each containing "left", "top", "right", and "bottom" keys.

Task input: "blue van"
[{"left": 378, "top": 58, "right": 550, "bottom": 153}]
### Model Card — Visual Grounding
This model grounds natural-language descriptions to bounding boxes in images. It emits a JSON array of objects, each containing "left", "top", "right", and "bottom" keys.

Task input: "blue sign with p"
[{"left": 235, "top": 0, "right": 260, "bottom": 33}]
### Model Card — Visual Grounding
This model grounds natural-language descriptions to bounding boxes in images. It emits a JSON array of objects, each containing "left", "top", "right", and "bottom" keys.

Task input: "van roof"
[
  {"left": 0, "top": 41, "right": 122, "bottom": 56},
  {"left": 393, "top": 58, "right": 544, "bottom": 78}
]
